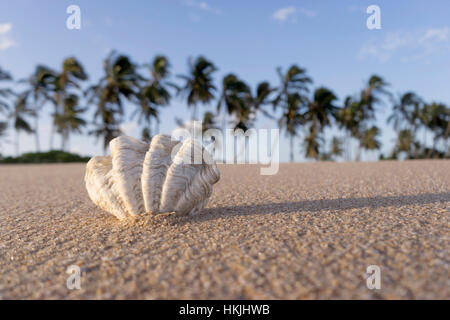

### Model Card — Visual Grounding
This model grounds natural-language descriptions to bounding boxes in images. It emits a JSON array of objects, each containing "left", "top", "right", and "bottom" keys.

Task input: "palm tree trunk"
[
  {"left": 61, "top": 134, "right": 65, "bottom": 151},
  {"left": 426, "top": 129, "right": 436, "bottom": 158},
  {"left": 221, "top": 111, "right": 227, "bottom": 163},
  {"left": 34, "top": 115, "right": 40, "bottom": 152},
  {"left": 356, "top": 145, "right": 361, "bottom": 162},
  {"left": 422, "top": 127, "right": 426, "bottom": 147},
  {"left": 50, "top": 123, "right": 55, "bottom": 150},
  {"left": 192, "top": 105, "right": 198, "bottom": 121},
  {"left": 289, "top": 134, "right": 294, "bottom": 162},
  {"left": 412, "top": 125, "right": 418, "bottom": 159},
  {"left": 66, "top": 133, "right": 70, "bottom": 152},
  {"left": 345, "top": 131, "right": 350, "bottom": 161},
  {"left": 148, "top": 118, "right": 152, "bottom": 138},
  {"left": 413, "top": 140, "right": 418, "bottom": 159},
  {"left": 50, "top": 101, "right": 60, "bottom": 150},
  {"left": 15, "top": 130, "right": 19, "bottom": 156},
  {"left": 431, "top": 137, "right": 438, "bottom": 158},
  {"left": 222, "top": 110, "right": 227, "bottom": 132},
  {"left": 445, "top": 123, "right": 450, "bottom": 156}
]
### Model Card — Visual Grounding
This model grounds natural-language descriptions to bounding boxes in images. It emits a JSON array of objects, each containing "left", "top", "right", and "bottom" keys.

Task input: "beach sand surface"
[{"left": 0, "top": 161, "right": 449, "bottom": 299}]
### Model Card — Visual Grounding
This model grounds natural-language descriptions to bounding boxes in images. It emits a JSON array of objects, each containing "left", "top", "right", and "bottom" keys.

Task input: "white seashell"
[{"left": 85, "top": 134, "right": 220, "bottom": 220}]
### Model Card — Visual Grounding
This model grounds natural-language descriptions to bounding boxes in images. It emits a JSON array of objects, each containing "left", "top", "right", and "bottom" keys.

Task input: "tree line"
[{"left": 0, "top": 52, "right": 448, "bottom": 161}]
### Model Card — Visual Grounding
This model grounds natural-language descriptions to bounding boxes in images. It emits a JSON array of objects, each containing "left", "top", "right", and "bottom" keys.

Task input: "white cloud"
[
  {"left": 359, "top": 27, "right": 450, "bottom": 62},
  {"left": 0, "top": 23, "right": 15, "bottom": 51},
  {"left": 271, "top": 6, "right": 316, "bottom": 23},
  {"left": 0, "top": 23, "right": 12, "bottom": 34},
  {"left": 0, "top": 38, "right": 15, "bottom": 51},
  {"left": 419, "top": 27, "right": 450, "bottom": 45},
  {"left": 184, "top": 0, "right": 222, "bottom": 15},
  {"left": 272, "top": 6, "right": 296, "bottom": 22}
]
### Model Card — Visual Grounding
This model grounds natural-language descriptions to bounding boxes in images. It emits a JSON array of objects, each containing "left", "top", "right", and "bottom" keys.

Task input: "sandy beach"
[{"left": 0, "top": 161, "right": 449, "bottom": 299}]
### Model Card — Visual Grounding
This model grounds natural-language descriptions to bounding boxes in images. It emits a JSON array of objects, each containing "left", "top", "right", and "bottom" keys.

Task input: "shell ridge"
[
  {"left": 142, "top": 134, "right": 179, "bottom": 214},
  {"left": 174, "top": 163, "right": 219, "bottom": 215},
  {"left": 159, "top": 139, "right": 201, "bottom": 212},
  {"left": 85, "top": 157, "right": 128, "bottom": 220},
  {"left": 110, "top": 136, "right": 148, "bottom": 216},
  {"left": 160, "top": 138, "right": 218, "bottom": 215}
]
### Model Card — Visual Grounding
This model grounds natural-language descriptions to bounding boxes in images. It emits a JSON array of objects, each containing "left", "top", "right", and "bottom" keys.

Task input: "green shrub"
[{"left": 0, "top": 150, "right": 91, "bottom": 164}]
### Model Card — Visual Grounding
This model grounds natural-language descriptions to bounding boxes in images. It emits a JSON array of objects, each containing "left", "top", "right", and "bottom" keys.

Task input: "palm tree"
[
  {"left": 304, "top": 125, "right": 321, "bottom": 160},
  {"left": 0, "top": 121, "right": 7, "bottom": 136},
  {"left": 135, "top": 97, "right": 158, "bottom": 142},
  {"left": 216, "top": 74, "right": 253, "bottom": 130},
  {"left": 233, "top": 103, "right": 254, "bottom": 132},
  {"left": 50, "top": 57, "right": 88, "bottom": 149},
  {"left": 89, "top": 109, "right": 123, "bottom": 153},
  {"left": 0, "top": 121, "right": 8, "bottom": 152},
  {"left": 201, "top": 111, "right": 218, "bottom": 133},
  {"left": 360, "top": 75, "right": 390, "bottom": 117},
  {"left": 53, "top": 94, "right": 87, "bottom": 150},
  {"left": 395, "top": 129, "right": 417, "bottom": 159},
  {"left": 426, "top": 102, "right": 449, "bottom": 155},
  {"left": 217, "top": 74, "right": 235, "bottom": 131},
  {"left": 141, "top": 127, "right": 152, "bottom": 142},
  {"left": 352, "top": 75, "right": 390, "bottom": 161},
  {"left": 216, "top": 74, "right": 256, "bottom": 163},
  {"left": 0, "top": 67, "right": 12, "bottom": 152},
  {"left": 440, "top": 106, "right": 450, "bottom": 155},
  {"left": 330, "top": 136, "right": 344, "bottom": 160},
  {"left": 278, "top": 93, "right": 305, "bottom": 162},
  {"left": 216, "top": 76, "right": 274, "bottom": 162},
  {"left": 178, "top": 56, "right": 217, "bottom": 120},
  {"left": 200, "top": 111, "right": 221, "bottom": 159},
  {"left": 9, "top": 92, "right": 35, "bottom": 155},
  {"left": 0, "top": 67, "right": 13, "bottom": 114},
  {"left": 20, "top": 65, "right": 56, "bottom": 152},
  {"left": 274, "top": 65, "right": 312, "bottom": 162},
  {"left": 304, "top": 87, "right": 339, "bottom": 129},
  {"left": 135, "top": 55, "right": 173, "bottom": 140},
  {"left": 252, "top": 81, "right": 276, "bottom": 118},
  {"left": 302, "top": 87, "right": 339, "bottom": 160},
  {"left": 388, "top": 92, "right": 423, "bottom": 158},
  {"left": 86, "top": 52, "right": 139, "bottom": 153},
  {"left": 388, "top": 92, "right": 422, "bottom": 133},
  {"left": 336, "top": 96, "right": 358, "bottom": 161},
  {"left": 418, "top": 103, "right": 432, "bottom": 148},
  {"left": 359, "top": 126, "right": 381, "bottom": 159},
  {"left": 274, "top": 65, "right": 312, "bottom": 107}
]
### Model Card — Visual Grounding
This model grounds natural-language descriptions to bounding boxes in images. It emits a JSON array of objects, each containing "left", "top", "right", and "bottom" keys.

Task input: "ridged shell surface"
[{"left": 85, "top": 134, "right": 220, "bottom": 220}]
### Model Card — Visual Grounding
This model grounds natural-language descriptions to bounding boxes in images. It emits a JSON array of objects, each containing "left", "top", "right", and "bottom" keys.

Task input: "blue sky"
[{"left": 0, "top": 0, "right": 449, "bottom": 161}]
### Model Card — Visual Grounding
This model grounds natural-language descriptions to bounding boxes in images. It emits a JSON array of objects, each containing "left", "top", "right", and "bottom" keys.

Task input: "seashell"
[{"left": 85, "top": 134, "right": 220, "bottom": 220}]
